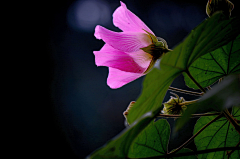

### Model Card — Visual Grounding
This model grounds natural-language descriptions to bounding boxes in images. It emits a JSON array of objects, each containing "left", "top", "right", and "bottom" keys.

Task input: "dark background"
[{"left": 20, "top": 0, "right": 238, "bottom": 158}]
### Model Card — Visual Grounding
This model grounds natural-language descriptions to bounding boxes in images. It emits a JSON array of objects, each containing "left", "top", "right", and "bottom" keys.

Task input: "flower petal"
[
  {"left": 113, "top": 1, "right": 154, "bottom": 35},
  {"left": 128, "top": 49, "right": 152, "bottom": 69},
  {"left": 107, "top": 67, "right": 144, "bottom": 89},
  {"left": 94, "top": 44, "right": 147, "bottom": 73},
  {"left": 94, "top": 25, "right": 152, "bottom": 53}
]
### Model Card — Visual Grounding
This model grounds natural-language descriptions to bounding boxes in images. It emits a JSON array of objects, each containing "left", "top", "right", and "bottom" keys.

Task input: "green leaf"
[
  {"left": 232, "top": 106, "right": 240, "bottom": 120},
  {"left": 173, "top": 148, "right": 198, "bottom": 159},
  {"left": 184, "top": 34, "right": 240, "bottom": 89},
  {"left": 127, "top": 13, "right": 240, "bottom": 125},
  {"left": 128, "top": 119, "right": 197, "bottom": 159},
  {"left": 128, "top": 119, "right": 170, "bottom": 158},
  {"left": 175, "top": 75, "right": 240, "bottom": 131},
  {"left": 194, "top": 107, "right": 240, "bottom": 159},
  {"left": 87, "top": 107, "right": 161, "bottom": 159}
]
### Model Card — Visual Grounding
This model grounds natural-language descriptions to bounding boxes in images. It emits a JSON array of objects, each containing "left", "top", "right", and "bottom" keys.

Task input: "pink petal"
[
  {"left": 113, "top": 1, "right": 154, "bottom": 35},
  {"left": 94, "top": 44, "right": 148, "bottom": 73},
  {"left": 129, "top": 50, "right": 152, "bottom": 69},
  {"left": 107, "top": 67, "right": 144, "bottom": 89},
  {"left": 94, "top": 25, "right": 152, "bottom": 53}
]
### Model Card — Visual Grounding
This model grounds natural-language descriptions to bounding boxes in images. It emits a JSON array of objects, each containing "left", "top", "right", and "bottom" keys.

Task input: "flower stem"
[
  {"left": 157, "top": 112, "right": 221, "bottom": 118},
  {"left": 139, "top": 147, "right": 240, "bottom": 159},
  {"left": 178, "top": 99, "right": 200, "bottom": 106},
  {"left": 168, "top": 86, "right": 203, "bottom": 96},
  {"left": 168, "top": 113, "right": 224, "bottom": 154},
  {"left": 185, "top": 69, "right": 206, "bottom": 93}
]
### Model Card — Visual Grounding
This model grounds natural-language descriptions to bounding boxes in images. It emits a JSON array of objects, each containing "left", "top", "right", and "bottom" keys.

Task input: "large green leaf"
[
  {"left": 175, "top": 75, "right": 240, "bottom": 131},
  {"left": 128, "top": 119, "right": 197, "bottom": 159},
  {"left": 127, "top": 13, "right": 240, "bottom": 125},
  {"left": 184, "top": 34, "right": 240, "bottom": 89},
  {"left": 128, "top": 119, "right": 170, "bottom": 158},
  {"left": 87, "top": 107, "right": 161, "bottom": 159},
  {"left": 193, "top": 107, "right": 240, "bottom": 159}
]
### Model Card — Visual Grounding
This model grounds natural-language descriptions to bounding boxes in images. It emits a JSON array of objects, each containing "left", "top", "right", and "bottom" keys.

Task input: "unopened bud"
[
  {"left": 161, "top": 93, "right": 187, "bottom": 115},
  {"left": 206, "top": 0, "right": 234, "bottom": 17}
]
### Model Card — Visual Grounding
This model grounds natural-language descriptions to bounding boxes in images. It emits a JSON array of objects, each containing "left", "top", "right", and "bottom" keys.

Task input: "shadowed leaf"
[
  {"left": 128, "top": 119, "right": 170, "bottom": 158},
  {"left": 193, "top": 107, "right": 240, "bottom": 159},
  {"left": 184, "top": 34, "right": 240, "bottom": 89}
]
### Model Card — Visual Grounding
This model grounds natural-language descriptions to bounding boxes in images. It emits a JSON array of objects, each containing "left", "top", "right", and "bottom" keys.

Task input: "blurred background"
[{"left": 25, "top": 0, "right": 238, "bottom": 158}]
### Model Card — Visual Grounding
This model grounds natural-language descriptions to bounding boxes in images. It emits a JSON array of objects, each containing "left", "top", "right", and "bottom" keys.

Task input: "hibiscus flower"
[{"left": 94, "top": 1, "right": 170, "bottom": 89}]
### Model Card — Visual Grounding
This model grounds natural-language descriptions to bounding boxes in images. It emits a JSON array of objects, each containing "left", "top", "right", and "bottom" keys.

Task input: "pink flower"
[{"left": 94, "top": 1, "right": 169, "bottom": 89}]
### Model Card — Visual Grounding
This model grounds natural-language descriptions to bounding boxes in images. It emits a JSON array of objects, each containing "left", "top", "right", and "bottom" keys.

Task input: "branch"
[
  {"left": 137, "top": 147, "right": 240, "bottom": 159},
  {"left": 157, "top": 112, "right": 221, "bottom": 118},
  {"left": 168, "top": 113, "right": 224, "bottom": 154},
  {"left": 168, "top": 86, "right": 203, "bottom": 96}
]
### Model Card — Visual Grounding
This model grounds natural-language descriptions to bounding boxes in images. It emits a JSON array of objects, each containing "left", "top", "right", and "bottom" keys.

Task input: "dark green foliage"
[
  {"left": 184, "top": 35, "right": 240, "bottom": 89},
  {"left": 194, "top": 107, "right": 240, "bottom": 159}
]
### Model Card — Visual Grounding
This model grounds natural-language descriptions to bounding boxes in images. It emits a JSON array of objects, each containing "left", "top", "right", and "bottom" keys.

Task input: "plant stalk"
[
  {"left": 157, "top": 112, "right": 221, "bottom": 118},
  {"left": 168, "top": 86, "right": 203, "bottom": 96},
  {"left": 168, "top": 113, "right": 223, "bottom": 154},
  {"left": 139, "top": 147, "right": 240, "bottom": 159},
  {"left": 178, "top": 99, "right": 200, "bottom": 106}
]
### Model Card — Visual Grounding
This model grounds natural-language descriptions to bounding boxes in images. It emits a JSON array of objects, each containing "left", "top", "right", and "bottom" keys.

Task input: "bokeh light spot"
[{"left": 67, "top": 0, "right": 111, "bottom": 32}]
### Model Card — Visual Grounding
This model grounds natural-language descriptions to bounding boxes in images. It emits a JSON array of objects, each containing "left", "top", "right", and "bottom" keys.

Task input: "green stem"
[
  {"left": 185, "top": 69, "right": 206, "bottom": 93},
  {"left": 178, "top": 99, "right": 200, "bottom": 106},
  {"left": 137, "top": 147, "right": 240, "bottom": 159},
  {"left": 168, "top": 86, "right": 203, "bottom": 96},
  {"left": 157, "top": 112, "right": 221, "bottom": 118},
  {"left": 168, "top": 113, "right": 223, "bottom": 154}
]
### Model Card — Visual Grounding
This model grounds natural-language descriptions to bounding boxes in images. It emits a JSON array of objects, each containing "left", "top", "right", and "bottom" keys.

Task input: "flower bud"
[
  {"left": 161, "top": 93, "right": 187, "bottom": 115},
  {"left": 206, "top": 0, "right": 234, "bottom": 17}
]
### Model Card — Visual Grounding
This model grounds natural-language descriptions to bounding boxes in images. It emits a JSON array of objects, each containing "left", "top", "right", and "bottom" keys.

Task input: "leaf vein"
[
  {"left": 190, "top": 66, "right": 224, "bottom": 74},
  {"left": 154, "top": 124, "right": 166, "bottom": 153},
  {"left": 203, "top": 120, "right": 228, "bottom": 151},
  {"left": 135, "top": 143, "right": 165, "bottom": 154},
  {"left": 210, "top": 52, "right": 227, "bottom": 74},
  {"left": 230, "top": 63, "right": 240, "bottom": 73}
]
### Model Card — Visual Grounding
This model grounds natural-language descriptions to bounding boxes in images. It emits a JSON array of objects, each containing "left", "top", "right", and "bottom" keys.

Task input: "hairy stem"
[
  {"left": 178, "top": 99, "right": 200, "bottom": 106},
  {"left": 168, "top": 86, "right": 203, "bottom": 96},
  {"left": 138, "top": 147, "right": 240, "bottom": 159},
  {"left": 168, "top": 113, "right": 224, "bottom": 154},
  {"left": 185, "top": 69, "right": 206, "bottom": 93},
  {"left": 157, "top": 112, "right": 221, "bottom": 118}
]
